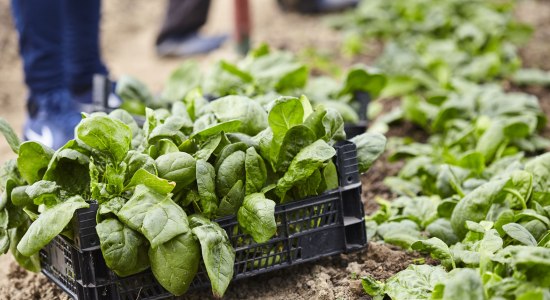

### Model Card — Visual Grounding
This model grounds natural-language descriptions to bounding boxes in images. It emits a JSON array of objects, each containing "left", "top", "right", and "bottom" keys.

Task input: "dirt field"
[{"left": 1, "top": 0, "right": 550, "bottom": 299}]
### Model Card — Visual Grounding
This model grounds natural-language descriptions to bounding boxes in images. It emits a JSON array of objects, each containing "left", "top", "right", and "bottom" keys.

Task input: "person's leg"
[
  {"left": 11, "top": 0, "right": 86, "bottom": 148},
  {"left": 63, "top": 0, "right": 108, "bottom": 95},
  {"left": 11, "top": 0, "right": 65, "bottom": 95},
  {"left": 156, "top": 0, "right": 227, "bottom": 57}
]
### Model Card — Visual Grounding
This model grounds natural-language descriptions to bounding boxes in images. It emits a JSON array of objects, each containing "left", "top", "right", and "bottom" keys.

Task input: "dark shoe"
[
  {"left": 156, "top": 32, "right": 228, "bottom": 57},
  {"left": 24, "top": 90, "right": 83, "bottom": 149}
]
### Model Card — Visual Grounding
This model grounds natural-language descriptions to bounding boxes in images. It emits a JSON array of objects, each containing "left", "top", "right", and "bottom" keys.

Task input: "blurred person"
[
  {"left": 11, "top": 0, "right": 108, "bottom": 149},
  {"left": 156, "top": 0, "right": 228, "bottom": 57}
]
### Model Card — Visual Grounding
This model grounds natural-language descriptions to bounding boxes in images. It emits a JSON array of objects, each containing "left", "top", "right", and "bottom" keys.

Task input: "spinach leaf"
[
  {"left": 191, "top": 222, "right": 235, "bottom": 298},
  {"left": 17, "top": 141, "right": 54, "bottom": 184},
  {"left": 275, "top": 140, "right": 336, "bottom": 200},
  {"left": 149, "top": 232, "right": 200, "bottom": 296},
  {"left": 0, "top": 209, "right": 9, "bottom": 254},
  {"left": 162, "top": 61, "right": 201, "bottom": 103},
  {"left": 196, "top": 160, "right": 218, "bottom": 218},
  {"left": 125, "top": 169, "right": 175, "bottom": 195},
  {"left": 502, "top": 223, "right": 537, "bottom": 246},
  {"left": 237, "top": 193, "right": 276, "bottom": 243},
  {"left": 351, "top": 132, "right": 387, "bottom": 173},
  {"left": 118, "top": 185, "right": 189, "bottom": 248},
  {"left": 9, "top": 222, "right": 40, "bottom": 272},
  {"left": 199, "top": 96, "right": 268, "bottom": 135},
  {"left": 43, "top": 148, "right": 90, "bottom": 195},
  {"left": 245, "top": 147, "right": 267, "bottom": 195},
  {"left": 216, "top": 150, "right": 245, "bottom": 197},
  {"left": 451, "top": 178, "right": 508, "bottom": 238},
  {"left": 25, "top": 180, "right": 59, "bottom": 206},
  {"left": 76, "top": 115, "right": 132, "bottom": 163},
  {"left": 96, "top": 218, "right": 150, "bottom": 277},
  {"left": 412, "top": 237, "right": 456, "bottom": 269},
  {"left": 0, "top": 117, "right": 21, "bottom": 154},
  {"left": 17, "top": 196, "right": 89, "bottom": 256},
  {"left": 268, "top": 97, "right": 304, "bottom": 160},
  {"left": 217, "top": 180, "right": 245, "bottom": 217},
  {"left": 156, "top": 152, "right": 196, "bottom": 192},
  {"left": 148, "top": 116, "right": 191, "bottom": 145},
  {"left": 275, "top": 125, "right": 316, "bottom": 173},
  {"left": 440, "top": 268, "right": 485, "bottom": 300},
  {"left": 384, "top": 265, "right": 447, "bottom": 300}
]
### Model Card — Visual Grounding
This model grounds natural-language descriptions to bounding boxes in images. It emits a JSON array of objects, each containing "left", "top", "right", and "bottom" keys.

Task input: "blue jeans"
[{"left": 11, "top": 0, "right": 108, "bottom": 97}]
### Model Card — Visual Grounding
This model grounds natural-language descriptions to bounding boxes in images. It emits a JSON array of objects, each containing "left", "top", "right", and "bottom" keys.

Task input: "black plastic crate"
[{"left": 39, "top": 141, "right": 367, "bottom": 300}]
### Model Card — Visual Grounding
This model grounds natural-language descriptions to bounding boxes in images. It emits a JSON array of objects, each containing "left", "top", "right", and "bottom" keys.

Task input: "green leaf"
[
  {"left": 148, "top": 116, "right": 191, "bottom": 145},
  {"left": 350, "top": 132, "right": 387, "bottom": 173},
  {"left": 384, "top": 265, "right": 447, "bottom": 300},
  {"left": 275, "top": 140, "right": 336, "bottom": 200},
  {"left": 0, "top": 208, "right": 9, "bottom": 254},
  {"left": 25, "top": 180, "right": 59, "bottom": 206},
  {"left": 149, "top": 232, "right": 201, "bottom": 296},
  {"left": 216, "top": 150, "right": 246, "bottom": 197},
  {"left": 215, "top": 142, "right": 248, "bottom": 171},
  {"left": 9, "top": 222, "right": 40, "bottom": 272},
  {"left": 361, "top": 275, "right": 384, "bottom": 298},
  {"left": 192, "top": 222, "right": 236, "bottom": 298},
  {"left": 321, "top": 108, "right": 346, "bottom": 142},
  {"left": 17, "top": 196, "right": 89, "bottom": 256},
  {"left": 502, "top": 223, "right": 537, "bottom": 246},
  {"left": 43, "top": 148, "right": 90, "bottom": 195},
  {"left": 192, "top": 120, "right": 242, "bottom": 139},
  {"left": 475, "top": 120, "right": 505, "bottom": 163},
  {"left": 96, "top": 218, "right": 150, "bottom": 277},
  {"left": 125, "top": 169, "right": 175, "bottom": 195},
  {"left": 196, "top": 160, "right": 218, "bottom": 218},
  {"left": 377, "top": 220, "right": 423, "bottom": 248},
  {"left": 76, "top": 115, "right": 132, "bottom": 163},
  {"left": 441, "top": 269, "right": 485, "bottom": 300},
  {"left": 156, "top": 152, "right": 196, "bottom": 192},
  {"left": 0, "top": 117, "right": 21, "bottom": 154},
  {"left": 237, "top": 193, "right": 276, "bottom": 243},
  {"left": 116, "top": 75, "right": 154, "bottom": 106},
  {"left": 216, "top": 180, "right": 245, "bottom": 217},
  {"left": 245, "top": 147, "right": 267, "bottom": 195},
  {"left": 162, "top": 61, "right": 202, "bottom": 103},
  {"left": 118, "top": 185, "right": 189, "bottom": 248},
  {"left": 458, "top": 151, "right": 485, "bottom": 174},
  {"left": 200, "top": 95, "right": 268, "bottom": 136},
  {"left": 194, "top": 133, "right": 224, "bottom": 161},
  {"left": 10, "top": 186, "right": 32, "bottom": 207},
  {"left": 412, "top": 237, "right": 455, "bottom": 269},
  {"left": 268, "top": 97, "right": 304, "bottom": 145},
  {"left": 451, "top": 178, "right": 508, "bottom": 238},
  {"left": 321, "top": 161, "right": 339, "bottom": 191},
  {"left": 17, "top": 141, "right": 54, "bottom": 184},
  {"left": 275, "top": 125, "right": 316, "bottom": 173},
  {"left": 340, "top": 66, "right": 387, "bottom": 98}
]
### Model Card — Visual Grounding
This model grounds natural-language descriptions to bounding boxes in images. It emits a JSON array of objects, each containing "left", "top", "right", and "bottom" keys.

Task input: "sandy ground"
[{"left": 1, "top": 0, "right": 550, "bottom": 299}]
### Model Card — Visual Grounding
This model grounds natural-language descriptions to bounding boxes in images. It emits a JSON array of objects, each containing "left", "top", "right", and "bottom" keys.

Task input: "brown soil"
[
  {"left": 184, "top": 242, "right": 434, "bottom": 300},
  {"left": 0, "top": 263, "right": 69, "bottom": 300}
]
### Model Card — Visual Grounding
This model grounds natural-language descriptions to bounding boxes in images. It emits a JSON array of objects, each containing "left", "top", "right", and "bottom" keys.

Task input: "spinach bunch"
[
  {"left": 0, "top": 94, "right": 386, "bottom": 297},
  {"left": 116, "top": 44, "right": 386, "bottom": 124}
]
